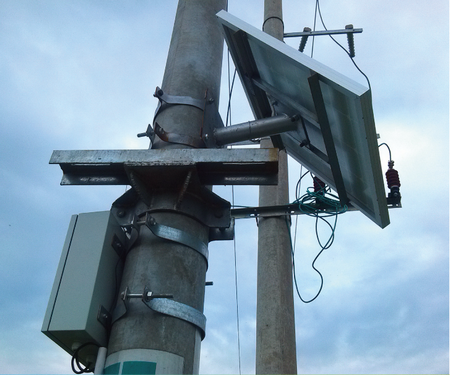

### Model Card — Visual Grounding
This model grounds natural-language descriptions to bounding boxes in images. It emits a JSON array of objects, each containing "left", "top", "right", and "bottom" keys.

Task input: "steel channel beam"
[{"left": 50, "top": 148, "right": 279, "bottom": 186}]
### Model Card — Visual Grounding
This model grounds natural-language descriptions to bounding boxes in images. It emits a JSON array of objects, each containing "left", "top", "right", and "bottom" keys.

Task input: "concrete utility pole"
[
  {"left": 105, "top": 1, "right": 227, "bottom": 373},
  {"left": 256, "top": 0, "right": 298, "bottom": 374}
]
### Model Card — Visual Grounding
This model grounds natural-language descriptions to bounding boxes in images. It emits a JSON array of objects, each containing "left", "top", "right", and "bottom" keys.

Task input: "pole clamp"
[
  {"left": 112, "top": 286, "right": 207, "bottom": 340},
  {"left": 152, "top": 86, "right": 207, "bottom": 148},
  {"left": 138, "top": 86, "right": 225, "bottom": 148},
  {"left": 144, "top": 298, "right": 207, "bottom": 340},
  {"left": 145, "top": 214, "right": 209, "bottom": 265},
  {"left": 154, "top": 86, "right": 205, "bottom": 111},
  {"left": 153, "top": 122, "right": 206, "bottom": 148}
]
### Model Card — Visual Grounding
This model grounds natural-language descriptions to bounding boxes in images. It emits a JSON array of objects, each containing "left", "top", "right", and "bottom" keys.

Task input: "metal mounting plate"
[{"left": 50, "top": 148, "right": 278, "bottom": 186}]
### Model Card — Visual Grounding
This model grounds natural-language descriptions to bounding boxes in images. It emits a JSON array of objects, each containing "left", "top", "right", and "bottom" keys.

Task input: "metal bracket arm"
[
  {"left": 284, "top": 26, "right": 363, "bottom": 38},
  {"left": 285, "top": 26, "right": 361, "bottom": 56},
  {"left": 213, "top": 114, "right": 299, "bottom": 146}
]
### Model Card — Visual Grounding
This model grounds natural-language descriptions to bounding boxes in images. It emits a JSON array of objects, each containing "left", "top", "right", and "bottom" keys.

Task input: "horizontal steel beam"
[
  {"left": 50, "top": 148, "right": 279, "bottom": 186},
  {"left": 231, "top": 201, "right": 399, "bottom": 219},
  {"left": 231, "top": 203, "right": 356, "bottom": 219}
]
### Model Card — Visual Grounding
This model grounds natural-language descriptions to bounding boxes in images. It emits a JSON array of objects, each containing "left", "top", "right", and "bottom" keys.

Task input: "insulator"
[
  {"left": 386, "top": 168, "right": 400, "bottom": 189},
  {"left": 345, "top": 24, "right": 355, "bottom": 58},
  {"left": 298, "top": 27, "right": 311, "bottom": 52},
  {"left": 313, "top": 176, "right": 326, "bottom": 193},
  {"left": 385, "top": 159, "right": 402, "bottom": 206}
]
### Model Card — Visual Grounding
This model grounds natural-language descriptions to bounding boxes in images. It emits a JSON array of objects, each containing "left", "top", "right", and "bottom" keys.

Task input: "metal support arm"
[
  {"left": 213, "top": 114, "right": 299, "bottom": 146},
  {"left": 284, "top": 26, "right": 363, "bottom": 38}
]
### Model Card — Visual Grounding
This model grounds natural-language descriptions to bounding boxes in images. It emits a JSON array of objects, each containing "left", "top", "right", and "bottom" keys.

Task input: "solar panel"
[{"left": 217, "top": 10, "right": 389, "bottom": 228}]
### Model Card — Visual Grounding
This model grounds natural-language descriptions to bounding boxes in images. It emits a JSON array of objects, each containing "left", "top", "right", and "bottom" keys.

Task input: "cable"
[
  {"left": 289, "top": 182, "right": 347, "bottom": 303},
  {"left": 71, "top": 342, "right": 100, "bottom": 374},
  {"left": 313, "top": 0, "right": 372, "bottom": 90},
  {"left": 227, "top": 48, "right": 242, "bottom": 375},
  {"left": 231, "top": 187, "right": 242, "bottom": 375},
  {"left": 293, "top": 165, "right": 304, "bottom": 251},
  {"left": 311, "top": 0, "right": 319, "bottom": 57},
  {"left": 295, "top": 169, "right": 310, "bottom": 200},
  {"left": 378, "top": 142, "right": 392, "bottom": 161},
  {"left": 226, "top": 51, "right": 237, "bottom": 128}
]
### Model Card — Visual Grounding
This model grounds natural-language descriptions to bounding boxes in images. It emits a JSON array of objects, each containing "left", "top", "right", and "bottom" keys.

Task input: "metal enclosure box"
[{"left": 42, "top": 211, "right": 126, "bottom": 363}]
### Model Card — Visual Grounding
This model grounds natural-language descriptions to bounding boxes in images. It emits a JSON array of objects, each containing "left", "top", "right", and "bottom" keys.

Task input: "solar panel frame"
[{"left": 217, "top": 10, "right": 389, "bottom": 228}]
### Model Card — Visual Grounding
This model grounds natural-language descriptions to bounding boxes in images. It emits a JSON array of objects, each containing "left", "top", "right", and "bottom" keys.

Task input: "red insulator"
[
  {"left": 313, "top": 176, "right": 326, "bottom": 193},
  {"left": 386, "top": 168, "right": 400, "bottom": 188}
]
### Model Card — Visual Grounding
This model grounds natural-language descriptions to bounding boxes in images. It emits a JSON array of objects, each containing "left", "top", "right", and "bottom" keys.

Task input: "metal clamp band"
[
  {"left": 145, "top": 298, "right": 206, "bottom": 340},
  {"left": 154, "top": 86, "right": 205, "bottom": 111},
  {"left": 154, "top": 122, "right": 206, "bottom": 148},
  {"left": 152, "top": 86, "right": 205, "bottom": 131},
  {"left": 145, "top": 215, "right": 209, "bottom": 264}
]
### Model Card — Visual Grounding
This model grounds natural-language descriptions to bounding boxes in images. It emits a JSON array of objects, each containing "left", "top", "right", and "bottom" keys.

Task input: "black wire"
[
  {"left": 226, "top": 52, "right": 237, "bottom": 128},
  {"left": 315, "top": 215, "right": 336, "bottom": 250},
  {"left": 288, "top": 216, "right": 324, "bottom": 304},
  {"left": 71, "top": 342, "right": 99, "bottom": 374},
  {"left": 315, "top": 0, "right": 372, "bottom": 90},
  {"left": 378, "top": 142, "right": 392, "bottom": 161},
  {"left": 311, "top": 0, "right": 319, "bottom": 57},
  {"left": 295, "top": 170, "right": 310, "bottom": 200}
]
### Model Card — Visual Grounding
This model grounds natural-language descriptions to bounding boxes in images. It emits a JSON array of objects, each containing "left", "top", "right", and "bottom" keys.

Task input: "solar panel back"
[{"left": 217, "top": 10, "right": 389, "bottom": 228}]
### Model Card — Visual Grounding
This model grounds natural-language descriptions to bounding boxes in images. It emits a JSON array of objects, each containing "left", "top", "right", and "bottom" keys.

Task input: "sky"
[{"left": 0, "top": 0, "right": 448, "bottom": 374}]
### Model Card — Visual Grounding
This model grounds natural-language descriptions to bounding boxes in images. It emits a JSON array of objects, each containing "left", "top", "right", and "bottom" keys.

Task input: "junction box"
[{"left": 42, "top": 211, "right": 127, "bottom": 365}]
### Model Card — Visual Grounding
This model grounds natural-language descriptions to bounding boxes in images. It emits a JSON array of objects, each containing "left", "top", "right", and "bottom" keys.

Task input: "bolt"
[{"left": 213, "top": 209, "right": 223, "bottom": 218}]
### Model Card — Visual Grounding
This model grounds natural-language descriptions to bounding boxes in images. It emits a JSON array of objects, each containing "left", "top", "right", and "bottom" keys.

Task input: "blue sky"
[{"left": 0, "top": 0, "right": 448, "bottom": 374}]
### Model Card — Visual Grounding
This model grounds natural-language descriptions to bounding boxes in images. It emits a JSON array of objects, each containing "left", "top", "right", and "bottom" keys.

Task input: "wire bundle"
[
  {"left": 71, "top": 342, "right": 99, "bottom": 374},
  {"left": 290, "top": 183, "right": 347, "bottom": 303}
]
